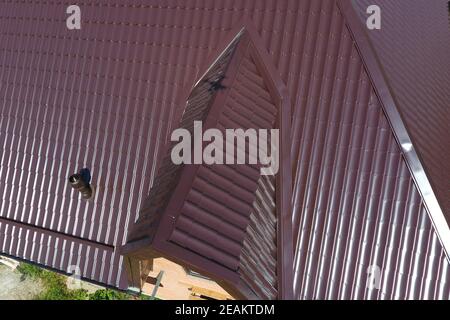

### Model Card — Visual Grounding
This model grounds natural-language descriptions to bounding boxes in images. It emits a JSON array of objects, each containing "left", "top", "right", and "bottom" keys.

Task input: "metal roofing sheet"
[
  {"left": 126, "top": 33, "right": 241, "bottom": 246},
  {"left": 0, "top": 0, "right": 449, "bottom": 298},
  {"left": 291, "top": 23, "right": 449, "bottom": 298},
  {"left": 168, "top": 44, "right": 280, "bottom": 299},
  {"left": 351, "top": 0, "right": 450, "bottom": 220},
  {"left": 124, "top": 27, "right": 291, "bottom": 299},
  {"left": 291, "top": 0, "right": 450, "bottom": 299},
  {"left": 0, "top": 0, "right": 219, "bottom": 288}
]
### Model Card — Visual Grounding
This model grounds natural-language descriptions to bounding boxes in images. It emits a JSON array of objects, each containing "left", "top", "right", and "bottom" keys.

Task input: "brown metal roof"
[
  {"left": 1, "top": 0, "right": 449, "bottom": 299},
  {"left": 123, "top": 24, "right": 293, "bottom": 299},
  {"left": 351, "top": 0, "right": 450, "bottom": 221},
  {"left": 292, "top": 0, "right": 450, "bottom": 298},
  {"left": 123, "top": 0, "right": 450, "bottom": 299}
]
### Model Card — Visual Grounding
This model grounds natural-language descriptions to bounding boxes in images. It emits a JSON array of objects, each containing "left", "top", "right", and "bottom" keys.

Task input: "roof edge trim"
[
  {"left": 0, "top": 216, "right": 114, "bottom": 252},
  {"left": 337, "top": 0, "right": 450, "bottom": 261}
]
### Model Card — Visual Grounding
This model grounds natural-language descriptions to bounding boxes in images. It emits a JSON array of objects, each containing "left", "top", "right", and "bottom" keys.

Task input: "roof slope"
[
  {"left": 1, "top": 0, "right": 449, "bottom": 298},
  {"left": 351, "top": 0, "right": 450, "bottom": 221},
  {"left": 126, "top": 33, "right": 242, "bottom": 247},
  {"left": 124, "top": 27, "right": 293, "bottom": 299},
  {"left": 291, "top": 2, "right": 450, "bottom": 298},
  {"left": 291, "top": 0, "right": 450, "bottom": 299},
  {"left": 0, "top": 0, "right": 221, "bottom": 288}
]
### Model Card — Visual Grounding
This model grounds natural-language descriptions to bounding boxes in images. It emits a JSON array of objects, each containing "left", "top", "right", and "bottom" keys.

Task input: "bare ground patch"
[{"left": 0, "top": 265, "right": 44, "bottom": 300}]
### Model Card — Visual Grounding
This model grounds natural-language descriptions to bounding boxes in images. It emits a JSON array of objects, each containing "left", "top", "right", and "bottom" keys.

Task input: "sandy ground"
[{"left": 0, "top": 265, "right": 44, "bottom": 300}]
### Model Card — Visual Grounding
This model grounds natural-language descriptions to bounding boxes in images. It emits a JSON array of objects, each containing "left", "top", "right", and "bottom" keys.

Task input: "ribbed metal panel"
[
  {"left": 169, "top": 45, "right": 279, "bottom": 286},
  {"left": 128, "top": 34, "right": 240, "bottom": 244},
  {"left": 239, "top": 175, "right": 277, "bottom": 300},
  {"left": 0, "top": 0, "right": 240, "bottom": 288},
  {"left": 0, "top": 220, "right": 114, "bottom": 285},
  {"left": 1, "top": 0, "right": 448, "bottom": 297},
  {"left": 351, "top": 0, "right": 450, "bottom": 222},
  {"left": 290, "top": 1, "right": 450, "bottom": 300},
  {"left": 125, "top": 31, "right": 282, "bottom": 298}
]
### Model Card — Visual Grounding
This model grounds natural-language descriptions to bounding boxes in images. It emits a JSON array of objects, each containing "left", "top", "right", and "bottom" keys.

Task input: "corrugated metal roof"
[
  {"left": 290, "top": 0, "right": 450, "bottom": 299},
  {"left": 291, "top": 9, "right": 449, "bottom": 297},
  {"left": 124, "top": 26, "right": 292, "bottom": 299},
  {"left": 168, "top": 42, "right": 281, "bottom": 299},
  {"left": 0, "top": 0, "right": 226, "bottom": 288},
  {"left": 127, "top": 33, "right": 241, "bottom": 247},
  {"left": 351, "top": 0, "right": 450, "bottom": 220},
  {"left": 1, "top": 0, "right": 449, "bottom": 298}
]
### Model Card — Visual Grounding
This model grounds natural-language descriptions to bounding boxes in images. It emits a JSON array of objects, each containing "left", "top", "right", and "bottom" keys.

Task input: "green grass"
[{"left": 17, "top": 263, "right": 137, "bottom": 300}]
